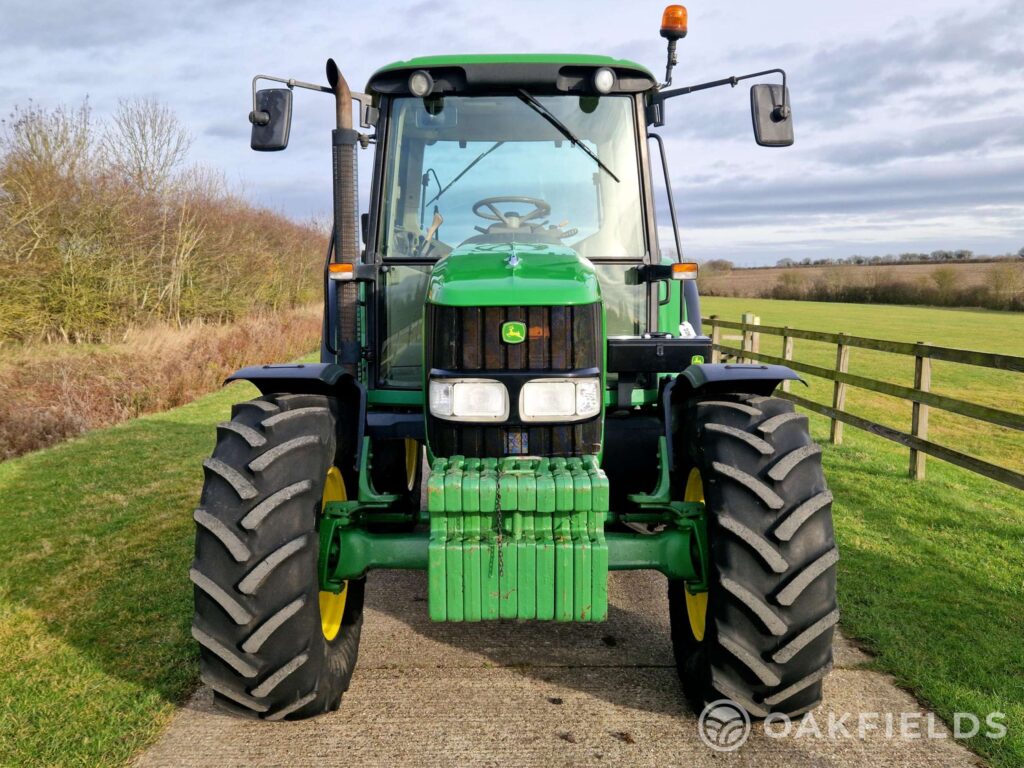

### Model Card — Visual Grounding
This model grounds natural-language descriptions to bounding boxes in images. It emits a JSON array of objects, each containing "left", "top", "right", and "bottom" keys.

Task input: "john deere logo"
[{"left": 502, "top": 321, "right": 526, "bottom": 344}]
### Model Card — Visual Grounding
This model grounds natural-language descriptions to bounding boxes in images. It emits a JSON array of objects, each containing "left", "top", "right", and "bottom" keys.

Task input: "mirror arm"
[
  {"left": 659, "top": 67, "right": 788, "bottom": 117},
  {"left": 249, "top": 74, "right": 333, "bottom": 125},
  {"left": 249, "top": 73, "right": 375, "bottom": 130}
]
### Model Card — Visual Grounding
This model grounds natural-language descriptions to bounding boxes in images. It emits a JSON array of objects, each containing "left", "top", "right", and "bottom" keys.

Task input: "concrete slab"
[{"left": 136, "top": 570, "right": 983, "bottom": 768}]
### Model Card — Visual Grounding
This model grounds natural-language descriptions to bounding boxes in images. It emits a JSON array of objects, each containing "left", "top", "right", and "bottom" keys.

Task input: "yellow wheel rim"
[
  {"left": 319, "top": 466, "right": 348, "bottom": 641},
  {"left": 683, "top": 468, "right": 708, "bottom": 642},
  {"left": 404, "top": 439, "right": 420, "bottom": 492}
]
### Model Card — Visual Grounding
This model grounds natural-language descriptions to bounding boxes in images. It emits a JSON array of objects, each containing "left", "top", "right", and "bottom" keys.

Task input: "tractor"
[{"left": 191, "top": 5, "right": 837, "bottom": 723}]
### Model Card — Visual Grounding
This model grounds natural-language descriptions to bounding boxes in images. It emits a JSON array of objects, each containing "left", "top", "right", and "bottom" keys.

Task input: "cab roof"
[{"left": 367, "top": 54, "right": 656, "bottom": 96}]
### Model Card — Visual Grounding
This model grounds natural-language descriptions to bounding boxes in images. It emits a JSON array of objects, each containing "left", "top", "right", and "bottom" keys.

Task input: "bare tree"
[
  {"left": 102, "top": 98, "right": 191, "bottom": 193},
  {"left": 0, "top": 100, "right": 94, "bottom": 178}
]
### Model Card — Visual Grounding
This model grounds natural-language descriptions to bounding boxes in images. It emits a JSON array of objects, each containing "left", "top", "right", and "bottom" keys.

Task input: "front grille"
[{"left": 426, "top": 303, "right": 602, "bottom": 457}]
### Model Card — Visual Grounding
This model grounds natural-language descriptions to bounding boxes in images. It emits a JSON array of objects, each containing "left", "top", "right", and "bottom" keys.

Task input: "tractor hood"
[{"left": 426, "top": 243, "right": 602, "bottom": 307}]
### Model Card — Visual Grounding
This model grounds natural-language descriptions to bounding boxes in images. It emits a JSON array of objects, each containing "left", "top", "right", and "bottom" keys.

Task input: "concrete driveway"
[{"left": 137, "top": 570, "right": 982, "bottom": 767}]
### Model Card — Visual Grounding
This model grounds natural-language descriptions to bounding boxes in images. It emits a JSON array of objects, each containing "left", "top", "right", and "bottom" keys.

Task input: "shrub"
[
  {"left": 0, "top": 308, "right": 322, "bottom": 460},
  {"left": 0, "top": 99, "right": 325, "bottom": 343},
  {"left": 769, "top": 270, "right": 806, "bottom": 299}
]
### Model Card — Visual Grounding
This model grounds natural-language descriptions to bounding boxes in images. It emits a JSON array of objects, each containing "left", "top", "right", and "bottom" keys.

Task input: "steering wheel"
[{"left": 472, "top": 196, "right": 551, "bottom": 227}]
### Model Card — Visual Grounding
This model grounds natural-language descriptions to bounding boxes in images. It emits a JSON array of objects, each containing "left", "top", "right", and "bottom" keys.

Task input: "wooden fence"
[{"left": 704, "top": 313, "right": 1024, "bottom": 491}]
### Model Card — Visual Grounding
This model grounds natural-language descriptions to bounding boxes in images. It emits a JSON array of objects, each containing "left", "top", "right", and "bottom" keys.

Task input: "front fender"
[
  {"left": 225, "top": 362, "right": 366, "bottom": 471},
  {"left": 225, "top": 362, "right": 350, "bottom": 395},
  {"left": 661, "top": 363, "right": 804, "bottom": 469},
  {"left": 678, "top": 363, "right": 803, "bottom": 396}
]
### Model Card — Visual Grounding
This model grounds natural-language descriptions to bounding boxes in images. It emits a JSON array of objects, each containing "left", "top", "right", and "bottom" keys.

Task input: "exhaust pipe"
[{"left": 326, "top": 59, "right": 360, "bottom": 376}]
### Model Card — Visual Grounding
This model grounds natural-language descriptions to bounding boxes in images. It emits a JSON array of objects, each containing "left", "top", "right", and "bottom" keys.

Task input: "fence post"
[
  {"left": 740, "top": 312, "right": 760, "bottom": 363},
  {"left": 781, "top": 328, "right": 794, "bottom": 393},
  {"left": 740, "top": 312, "right": 753, "bottom": 362},
  {"left": 709, "top": 315, "right": 721, "bottom": 364},
  {"left": 909, "top": 342, "right": 932, "bottom": 480},
  {"left": 831, "top": 334, "right": 850, "bottom": 444}
]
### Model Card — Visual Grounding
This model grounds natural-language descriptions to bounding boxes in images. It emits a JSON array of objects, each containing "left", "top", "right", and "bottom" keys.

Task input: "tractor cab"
[{"left": 365, "top": 56, "right": 660, "bottom": 391}]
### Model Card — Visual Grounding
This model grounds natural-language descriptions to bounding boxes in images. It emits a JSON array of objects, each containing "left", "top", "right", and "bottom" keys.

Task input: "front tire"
[
  {"left": 191, "top": 393, "right": 363, "bottom": 720},
  {"left": 670, "top": 394, "right": 838, "bottom": 717}
]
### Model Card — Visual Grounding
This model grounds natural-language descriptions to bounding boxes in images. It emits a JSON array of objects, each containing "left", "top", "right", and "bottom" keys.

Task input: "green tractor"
[{"left": 192, "top": 5, "right": 837, "bottom": 723}]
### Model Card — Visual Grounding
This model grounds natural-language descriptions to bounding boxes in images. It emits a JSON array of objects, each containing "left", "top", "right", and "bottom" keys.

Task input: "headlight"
[
  {"left": 429, "top": 379, "right": 509, "bottom": 422},
  {"left": 519, "top": 378, "right": 601, "bottom": 422}
]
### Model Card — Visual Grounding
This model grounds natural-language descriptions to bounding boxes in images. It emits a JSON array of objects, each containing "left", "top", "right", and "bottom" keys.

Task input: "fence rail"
[{"left": 704, "top": 314, "right": 1024, "bottom": 491}]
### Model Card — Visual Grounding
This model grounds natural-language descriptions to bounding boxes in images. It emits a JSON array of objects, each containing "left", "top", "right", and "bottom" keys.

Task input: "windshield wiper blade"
[
  {"left": 516, "top": 89, "right": 620, "bottom": 183},
  {"left": 426, "top": 141, "right": 505, "bottom": 207}
]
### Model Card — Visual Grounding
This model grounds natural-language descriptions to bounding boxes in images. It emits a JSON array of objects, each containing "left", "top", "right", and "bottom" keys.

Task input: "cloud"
[
  {"left": 818, "top": 116, "right": 1024, "bottom": 167},
  {"left": 797, "top": 1, "right": 1023, "bottom": 126},
  {"left": 676, "top": 157, "right": 1024, "bottom": 222},
  {"left": 1, "top": 0, "right": 1022, "bottom": 265}
]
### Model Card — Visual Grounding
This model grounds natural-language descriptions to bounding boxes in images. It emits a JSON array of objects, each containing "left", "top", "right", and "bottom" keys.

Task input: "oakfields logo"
[
  {"left": 697, "top": 700, "right": 1007, "bottom": 751},
  {"left": 697, "top": 700, "right": 751, "bottom": 751}
]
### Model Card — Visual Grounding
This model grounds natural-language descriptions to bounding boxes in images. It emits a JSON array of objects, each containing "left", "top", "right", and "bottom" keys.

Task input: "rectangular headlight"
[
  {"left": 520, "top": 377, "right": 601, "bottom": 422},
  {"left": 429, "top": 379, "right": 509, "bottom": 422}
]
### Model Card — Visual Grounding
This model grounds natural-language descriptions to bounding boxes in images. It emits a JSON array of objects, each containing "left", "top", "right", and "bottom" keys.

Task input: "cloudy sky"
[{"left": 2, "top": 0, "right": 1022, "bottom": 265}]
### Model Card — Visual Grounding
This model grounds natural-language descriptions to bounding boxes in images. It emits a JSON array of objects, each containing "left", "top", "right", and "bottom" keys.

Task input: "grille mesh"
[{"left": 426, "top": 303, "right": 602, "bottom": 457}]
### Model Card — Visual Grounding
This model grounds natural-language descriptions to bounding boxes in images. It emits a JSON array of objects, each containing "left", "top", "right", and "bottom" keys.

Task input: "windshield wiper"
[
  {"left": 426, "top": 141, "right": 505, "bottom": 207},
  {"left": 516, "top": 89, "right": 620, "bottom": 183}
]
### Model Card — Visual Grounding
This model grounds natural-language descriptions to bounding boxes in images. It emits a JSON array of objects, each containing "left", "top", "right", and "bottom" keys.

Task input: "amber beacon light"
[{"left": 660, "top": 5, "right": 688, "bottom": 40}]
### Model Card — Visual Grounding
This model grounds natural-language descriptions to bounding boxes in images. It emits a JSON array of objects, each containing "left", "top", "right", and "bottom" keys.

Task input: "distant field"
[
  {"left": 702, "top": 260, "right": 1007, "bottom": 295},
  {"left": 701, "top": 297, "right": 1024, "bottom": 472}
]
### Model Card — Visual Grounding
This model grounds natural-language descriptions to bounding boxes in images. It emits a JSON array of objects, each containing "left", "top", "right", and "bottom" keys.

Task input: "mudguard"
[
  {"left": 226, "top": 362, "right": 350, "bottom": 395},
  {"left": 226, "top": 362, "right": 367, "bottom": 471},
  {"left": 678, "top": 362, "right": 803, "bottom": 396},
  {"left": 661, "top": 363, "right": 804, "bottom": 468}
]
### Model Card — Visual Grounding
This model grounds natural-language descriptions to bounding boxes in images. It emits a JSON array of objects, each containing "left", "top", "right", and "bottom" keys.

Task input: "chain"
[{"left": 495, "top": 469, "right": 504, "bottom": 579}]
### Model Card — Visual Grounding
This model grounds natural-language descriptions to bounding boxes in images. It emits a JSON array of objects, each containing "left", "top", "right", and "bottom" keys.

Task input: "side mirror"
[
  {"left": 750, "top": 84, "right": 793, "bottom": 147},
  {"left": 250, "top": 88, "right": 293, "bottom": 151}
]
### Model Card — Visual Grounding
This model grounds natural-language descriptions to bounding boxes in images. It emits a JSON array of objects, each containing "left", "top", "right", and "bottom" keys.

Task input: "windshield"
[{"left": 377, "top": 94, "right": 645, "bottom": 260}]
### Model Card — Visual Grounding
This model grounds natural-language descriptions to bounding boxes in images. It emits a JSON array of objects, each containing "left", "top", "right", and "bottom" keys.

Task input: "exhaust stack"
[{"left": 326, "top": 59, "right": 360, "bottom": 376}]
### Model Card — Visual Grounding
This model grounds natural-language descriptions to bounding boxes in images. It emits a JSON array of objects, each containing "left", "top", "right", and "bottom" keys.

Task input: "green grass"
[
  {"left": 803, "top": 413, "right": 1023, "bottom": 767},
  {"left": 0, "top": 381, "right": 256, "bottom": 767},
  {"left": 0, "top": 299, "right": 1021, "bottom": 766}
]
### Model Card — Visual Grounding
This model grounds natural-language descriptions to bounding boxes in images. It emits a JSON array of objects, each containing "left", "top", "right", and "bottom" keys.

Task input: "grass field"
[{"left": 0, "top": 298, "right": 1021, "bottom": 766}]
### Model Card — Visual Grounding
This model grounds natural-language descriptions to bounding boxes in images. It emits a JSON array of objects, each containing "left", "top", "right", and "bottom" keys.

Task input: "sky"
[{"left": 1, "top": 0, "right": 1022, "bottom": 265}]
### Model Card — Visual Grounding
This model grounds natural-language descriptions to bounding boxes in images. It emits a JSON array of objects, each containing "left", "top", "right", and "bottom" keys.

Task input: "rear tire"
[
  {"left": 192, "top": 393, "right": 363, "bottom": 720},
  {"left": 670, "top": 394, "right": 838, "bottom": 717}
]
